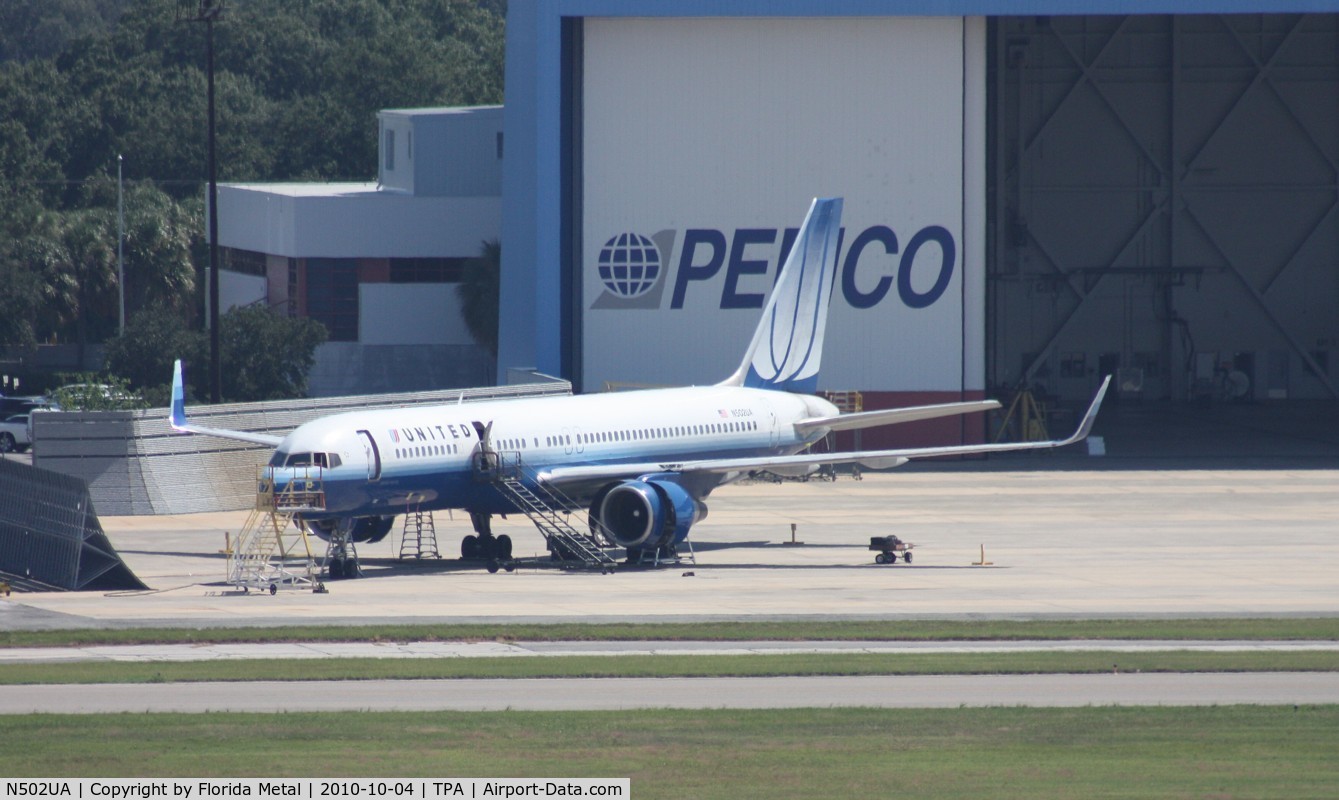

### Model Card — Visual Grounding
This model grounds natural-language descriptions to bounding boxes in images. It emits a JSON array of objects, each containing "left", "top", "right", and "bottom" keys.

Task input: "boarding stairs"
[
  {"left": 476, "top": 451, "right": 616, "bottom": 570},
  {"left": 399, "top": 507, "right": 441, "bottom": 560},
  {"left": 228, "top": 466, "right": 321, "bottom": 593},
  {"left": 498, "top": 476, "right": 616, "bottom": 569}
]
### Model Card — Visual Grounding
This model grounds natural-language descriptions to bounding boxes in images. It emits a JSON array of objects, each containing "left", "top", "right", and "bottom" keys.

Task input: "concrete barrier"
[{"left": 31, "top": 381, "right": 571, "bottom": 516}]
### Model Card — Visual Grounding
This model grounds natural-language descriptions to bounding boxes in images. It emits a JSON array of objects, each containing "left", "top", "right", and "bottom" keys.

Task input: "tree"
[
  {"left": 47, "top": 208, "right": 118, "bottom": 365},
  {"left": 103, "top": 302, "right": 203, "bottom": 398},
  {"left": 120, "top": 181, "right": 198, "bottom": 317},
  {"left": 0, "top": 0, "right": 508, "bottom": 363},
  {"left": 217, "top": 304, "right": 327, "bottom": 402},
  {"left": 0, "top": 193, "right": 45, "bottom": 351},
  {"left": 0, "top": 253, "right": 41, "bottom": 352},
  {"left": 49, "top": 372, "right": 148, "bottom": 411},
  {"left": 457, "top": 239, "right": 499, "bottom": 357},
  {"left": 0, "top": 0, "right": 123, "bottom": 63}
]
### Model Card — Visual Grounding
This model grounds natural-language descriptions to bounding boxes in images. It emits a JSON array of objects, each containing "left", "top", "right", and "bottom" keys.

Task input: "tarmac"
[{"left": 2, "top": 398, "right": 1337, "bottom": 631}]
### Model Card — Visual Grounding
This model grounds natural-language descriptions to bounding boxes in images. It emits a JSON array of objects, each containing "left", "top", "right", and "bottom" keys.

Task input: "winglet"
[
  {"left": 170, "top": 359, "right": 188, "bottom": 431},
  {"left": 1057, "top": 374, "right": 1111, "bottom": 446},
  {"left": 166, "top": 359, "right": 284, "bottom": 447}
]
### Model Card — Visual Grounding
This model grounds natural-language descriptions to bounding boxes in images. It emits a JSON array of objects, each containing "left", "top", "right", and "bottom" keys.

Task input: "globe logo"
[{"left": 598, "top": 233, "right": 661, "bottom": 299}]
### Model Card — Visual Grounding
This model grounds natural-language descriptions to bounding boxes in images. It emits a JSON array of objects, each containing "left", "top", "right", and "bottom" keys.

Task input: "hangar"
[{"left": 498, "top": 1, "right": 1339, "bottom": 448}]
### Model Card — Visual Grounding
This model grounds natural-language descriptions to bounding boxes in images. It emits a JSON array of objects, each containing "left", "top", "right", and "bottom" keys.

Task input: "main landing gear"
[{"left": 461, "top": 511, "right": 514, "bottom": 573}]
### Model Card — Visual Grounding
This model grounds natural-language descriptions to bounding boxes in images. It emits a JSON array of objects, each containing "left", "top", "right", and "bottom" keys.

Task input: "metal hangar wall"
[
  {"left": 500, "top": 2, "right": 1339, "bottom": 421},
  {"left": 990, "top": 12, "right": 1339, "bottom": 403}
]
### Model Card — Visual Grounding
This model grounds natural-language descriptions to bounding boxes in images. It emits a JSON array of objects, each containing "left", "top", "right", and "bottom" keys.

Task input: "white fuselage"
[{"left": 267, "top": 385, "right": 836, "bottom": 519}]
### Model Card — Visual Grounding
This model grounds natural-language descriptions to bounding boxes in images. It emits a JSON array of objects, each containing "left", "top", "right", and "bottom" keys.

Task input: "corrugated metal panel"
[
  {"left": 0, "top": 458, "right": 146, "bottom": 590},
  {"left": 31, "top": 381, "right": 571, "bottom": 516}
]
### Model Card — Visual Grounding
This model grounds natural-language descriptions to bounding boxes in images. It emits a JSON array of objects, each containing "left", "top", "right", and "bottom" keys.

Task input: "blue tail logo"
[
  {"left": 170, "top": 360, "right": 187, "bottom": 429},
  {"left": 721, "top": 197, "right": 843, "bottom": 394}
]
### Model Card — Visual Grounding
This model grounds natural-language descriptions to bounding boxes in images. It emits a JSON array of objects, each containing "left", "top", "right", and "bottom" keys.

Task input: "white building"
[{"left": 217, "top": 106, "right": 502, "bottom": 396}]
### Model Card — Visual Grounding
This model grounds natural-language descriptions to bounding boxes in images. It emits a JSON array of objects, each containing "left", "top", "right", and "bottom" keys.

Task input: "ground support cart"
[{"left": 869, "top": 535, "right": 915, "bottom": 565}]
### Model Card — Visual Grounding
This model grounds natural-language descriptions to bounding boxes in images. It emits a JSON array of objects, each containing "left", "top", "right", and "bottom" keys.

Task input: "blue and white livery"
[
  {"left": 171, "top": 198, "right": 1110, "bottom": 566},
  {"left": 728, "top": 197, "right": 842, "bottom": 393}
]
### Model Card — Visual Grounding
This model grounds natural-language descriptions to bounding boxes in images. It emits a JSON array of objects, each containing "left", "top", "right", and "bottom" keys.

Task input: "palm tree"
[
  {"left": 48, "top": 209, "right": 117, "bottom": 367},
  {"left": 122, "top": 182, "right": 197, "bottom": 317}
]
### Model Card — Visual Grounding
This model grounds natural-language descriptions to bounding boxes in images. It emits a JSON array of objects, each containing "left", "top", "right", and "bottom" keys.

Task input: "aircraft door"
[
  {"left": 471, "top": 420, "right": 499, "bottom": 476},
  {"left": 356, "top": 429, "right": 382, "bottom": 482}
]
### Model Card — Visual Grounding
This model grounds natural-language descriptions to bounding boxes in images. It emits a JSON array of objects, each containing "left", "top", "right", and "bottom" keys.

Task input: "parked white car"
[{"left": 0, "top": 413, "right": 31, "bottom": 453}]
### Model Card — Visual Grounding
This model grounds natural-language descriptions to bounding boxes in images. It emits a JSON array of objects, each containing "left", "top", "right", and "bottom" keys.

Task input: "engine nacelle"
[
  {"left": 307, "top": 515, "right": 396, "bottom": 543},
  {"left": 595, "top": 477, "right": 702, "bottom": 550}
]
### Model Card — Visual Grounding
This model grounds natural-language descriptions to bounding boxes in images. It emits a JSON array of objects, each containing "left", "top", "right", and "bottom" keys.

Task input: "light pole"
[
  {"left": 117, "top": 154, "right": 125, "bottom": 336},
  {"left": 193, "top": 0, "right": 224, "bottom": 403}
]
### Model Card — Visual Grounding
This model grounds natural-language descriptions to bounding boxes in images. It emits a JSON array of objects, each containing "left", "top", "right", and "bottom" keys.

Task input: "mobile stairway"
[
  {"left": 476, "top": 451, "right": 618, "bottom": 571},
  {"left": 229, "top": 466, "right": 322, "bottom": 594}
]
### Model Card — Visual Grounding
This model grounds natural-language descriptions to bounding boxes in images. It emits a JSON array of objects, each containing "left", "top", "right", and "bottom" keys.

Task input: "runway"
[{"left": 1, "top": 673, "right": 1335, "bottom": 714}]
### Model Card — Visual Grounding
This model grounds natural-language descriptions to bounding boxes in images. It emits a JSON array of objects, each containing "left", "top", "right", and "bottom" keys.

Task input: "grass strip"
[
  {"left": 2, "top": 650, "right": 1337, "bottom": 685},
  {"left": 1, "top": 706, "right": 1336, "bottom": 798},
  {"left": 2, "top": 616, "right": 1337, "bottom": 648}
]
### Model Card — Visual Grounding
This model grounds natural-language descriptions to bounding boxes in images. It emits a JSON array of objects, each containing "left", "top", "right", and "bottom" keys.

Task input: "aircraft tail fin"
[{"left": 719, "top": 197, "right": 843, "bottom": 393}]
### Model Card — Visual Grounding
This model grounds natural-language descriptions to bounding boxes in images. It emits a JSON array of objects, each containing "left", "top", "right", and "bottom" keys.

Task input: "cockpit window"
[
  {"left": 270, "top": 450, "right": 340, "bottom": 469},
  {"left": 283, "top": 452, "right": 341, "bottom": 468}
]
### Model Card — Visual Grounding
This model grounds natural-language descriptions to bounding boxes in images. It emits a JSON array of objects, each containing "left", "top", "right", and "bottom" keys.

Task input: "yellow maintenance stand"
[
  {"left": 993, "top": 386, "right": 1051, "bottom": 443},
  {"left": 227, "top": 466, "right": 322, "bottom": 594}
]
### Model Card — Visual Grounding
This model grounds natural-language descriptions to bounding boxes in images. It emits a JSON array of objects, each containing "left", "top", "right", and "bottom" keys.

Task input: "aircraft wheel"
[
  {"left": 486, "top": 560, "right": 500, "bottom": 574},
  {"left": 269, "top": 583, "right": 278, "bottom": 596},
  {"left": 504, "top": 563, "right": 515, "bottom": 573},
  {"left": 875, "top": 553, "right": 887, "bottom": 564},
  {"left": 462, "top": 535, "right": 479, "bottom": 559},
  {"left": 903, "top": 552, "right": 913, "bottom": 564},
  {"left": 887, "top": 552, "right": 898, "bottom": 563},
  {"left": 496, "top": 534, "right": 513, "bottom": 560}
]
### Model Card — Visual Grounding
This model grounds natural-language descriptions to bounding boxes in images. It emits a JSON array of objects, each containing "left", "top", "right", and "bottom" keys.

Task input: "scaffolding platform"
[{"left": 228, "top": 466, "right": 322, "bottom": 594}]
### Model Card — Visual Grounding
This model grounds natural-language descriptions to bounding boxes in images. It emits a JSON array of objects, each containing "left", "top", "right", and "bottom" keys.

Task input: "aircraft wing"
[
  {"left": 168, "top": 360, "right": 284, "bottom": 447},
  {"left": 793, "top": 399, "right": 1001, "bottom": 434},
  {"left": 542, "top": 377, "right": 1109, "bottom": 488}
]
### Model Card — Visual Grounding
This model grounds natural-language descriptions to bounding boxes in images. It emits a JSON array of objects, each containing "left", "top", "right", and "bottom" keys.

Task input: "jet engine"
[
  {"left": 307, "top": 515, "right": 396, "bottom": 544},
  {"left": 594, "top": 478, "right": 704, "bottom": 550}
]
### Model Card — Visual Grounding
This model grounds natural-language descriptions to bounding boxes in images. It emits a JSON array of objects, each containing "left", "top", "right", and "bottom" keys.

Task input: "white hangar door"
[{"left": 578, "top": 16, "right": 986, "bottom": 405}]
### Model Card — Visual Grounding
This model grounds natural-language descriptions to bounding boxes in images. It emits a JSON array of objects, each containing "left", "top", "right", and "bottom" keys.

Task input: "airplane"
[{"left": 171, "top": 197, "right": 1110, "bottom": 576}]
